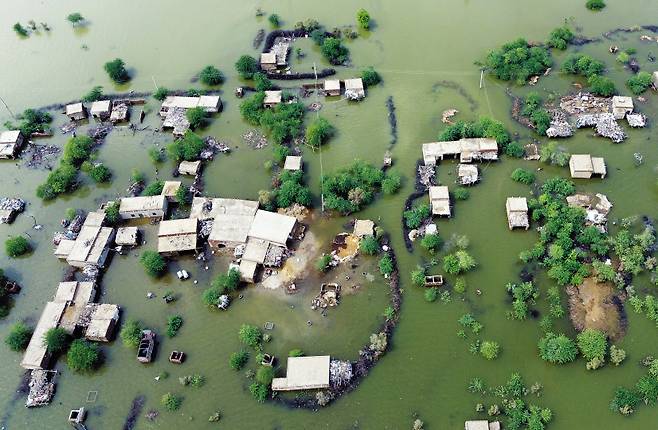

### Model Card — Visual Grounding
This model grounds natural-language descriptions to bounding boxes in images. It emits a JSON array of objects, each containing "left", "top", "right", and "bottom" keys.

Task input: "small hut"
[
  {"left": 506, "top": 197, "right": 529, "bottom": 230},
  {"left": 344, "top": 78, "right": 365, "bottom": 100},
  {"left": 90, "top": 100, "right": 112, "bottom": 120},
  {"left": 353, "top": 219, "right": 375, "bottom": 238},
  {"left": 569, "top": 154, "right": 607, "bottom": 179},
  {"left": 110, "top": 102, "right": 129, "bottom": 123},
  {"left": 324, "top": 79, "right": 341, "bottom": 96},
  {"left": 283, "top": 155, "right": 302, "bottom": 171},
  {"left": 260, "top": 52, "right": 277, "bottom": 71},
  {"left": 429, "top": 186, "right": 451, "bottom": 217},
  {"left": 263, "top": 91, "right": 282, "bottom": 108},
  {"left": 0, "top": 130, "right": 25, "bottom": 159},
  {"left": 115, "top": 227, "right": 139, "bottom": 247},
  {"left": 611, "top": 96, "right": 633, "bottom": 120},
  {"left": 178, "top": 160, "right": 201, "bottom": 176},
  {"left": 65, "top": 103, "right": 87, "bottom": 121}
]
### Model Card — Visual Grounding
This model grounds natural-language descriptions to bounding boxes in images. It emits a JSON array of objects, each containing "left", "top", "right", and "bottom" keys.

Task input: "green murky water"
[{"left": 2, "top": 1, "right": 658, "bottom": 428}]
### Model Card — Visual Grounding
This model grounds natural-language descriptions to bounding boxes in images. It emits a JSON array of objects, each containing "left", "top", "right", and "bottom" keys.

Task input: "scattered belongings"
[
  {"left": 353, "top": 219, "right": 375, "bottom": 238},
  {"left": 158, "top": 218, "right": 198, "bottom": 255},
  {"left": 235, "top": 87, "right": 244, "bottom": 98},
  {"left": 422, "top": 138, "right": 498, "bottom": 165},
  {"left": 217, "top": 294, "right": 230, "bottom": 310},
  {"left": 119, "top": 195, "right": 168, "bottom": 220},
  {"left": 417, "top": 164, "right": 436, "bottom": 189},
  {"left": 311, "top": 283, "right": 341, "bottom": 310},
  {"left": 457, "top": 164, "right": 479, "bottom": 185},
  {"left": 0, "top": 197, "right": 25, "bottom": 223},
  {"left": 383, "top": 150, "right": 392, "bottom": 167},
  {"left": 263, "top": 90, "right": 283, "bottom": 108},
  {"left": 200, "top": 136, "right": 230, "bottom": 160},
  {"left": 575, "top": 113, "right": 627, "bottom": 143},
  {"left": 261, "top": 353, "right": 275, "bottom": 366},
  {"left": 546, "top": 110, "right": 574, "bottom": 138},
  {"left": 264, "top": 321, "right": 274, "bottom": 330},
  {"left": 90, "top": 100, "right": 112, "bottom": 120},
  {"left": 429, "top": 186, "right": 451, "bottom": 217},
  {"left": 110, "top": 101, "right": 130, "bottom": 123},
  {"left": 323, "top": 79, "right": 341, "bottom": 96},
  {"left": 559, "top": 93, "right": 610, "bottom": 115},
  {"left": 242, "top": 129, "right": 268, "bottom": 149},
  {"left": 569, "top": 154, "right": 607, "bottom": 179},
  {"left": 441, "top": 109, "right": 459, "bottom": 124},
  {"left": 26, "top": 369, "right": 57, "bottom": 407},
  {"left": 161, "top": 181, "right": 182, "bottom": 202},
  {"left": 283, "top": 155, "right": 302, "bottom": 171},
  {"left": 0, "top": 130, "right": 25, "bottom": 159},
  {"left": 506, "top": 197, "right": 529, "bottom": 230},
  {"left": 137, "top": 330, "right": 156, "bottom": 363},
  {"left": 65, "top": 102, "right": 87, "bottom": 121},
  {"left": 566, "top": 193, "right": 612, "bottom": 232},
  {"left": 178, "top": 160, "right": 201, "bottom": 176},
  {"left": 169, "top": 351, "right": 185, "bottom": 364},
  {"left": 68, "top": 407, "right": 86, "bottom": 424},
  {"left": 332, "top": 233, "right": 360, "bottom": 262},
  {"left": 424, "top": 274, "right": 444, "bottom": 287},
  {"left": 611, "top": 96, "right": 634, "bottom": 120},
  {"left": 115, "top": 227, "right": 139, "bottom": 247},
  {"left": 21, "top": 143, "right": 60, "bottom": 169},
  {"left": 271, "top": 355, "right": 331, "bottom": 391},
  {"left": 272, "top": 40, "right": 290, "bottom": 66},
  {"left": 329, "top": 360, "right": 353, "bottom": 388},
  {"left": 465, "top": 420, "right": 501, "bottom": 430},
  {"left": 344, "top": 78, "right": 365, "bottom": 100},
  {"left": 176, "top": 270, "right": 190, "bottom": 280},
  {"left": 523, "top": 143, "right": 540, "bottom": 161}
]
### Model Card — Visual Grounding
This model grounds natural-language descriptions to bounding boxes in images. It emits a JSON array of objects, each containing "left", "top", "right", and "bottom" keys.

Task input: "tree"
[
  {"left": 43, "top": 327, "right": 69, "bottom": 355},
  {"left": 379, "top": 254, "right": 394, "bottom": 276},
  {"left": 199, "top": 65, "right": 224, "bottom": 86},
  {"left": 229, "top": 350, "right": 249, "bottom": 370},
  {"left": 202, "top": 286, "right": 222, "bottom": 307},
  {"left": 538, "top": 333, "right": 578, "bottom": 364},
  {"left": 610, "top": 387, "right": 639, "bottom": 415},
  {"left": 360, "top": 236, "right": 379, "bottom": 255},
  {"left": 627, "top": 71, "right": 653, "bottom": 95},
  {"left": 511, "top": 168, "right": 535, "bottom": 185},
  {"left": 186, "top": 107, "right": 208, "bottom": 130},
  {"left": 249, "top": 382, "right": 268, "bottom": 402},
  {"left": 361, "top": 67, "right": 381, "bottom": 87},
  {"left": 268, "top": 14, "right": 280, "bottom": 27},
  {"left": 5, "top": 322, "right": 32, "bottom": 352},
  {"left": 5, "top": 236, "right": 30, "bottom": 257},
  {"left": 424, "top": 287, "right": 439, "bottom": 302},
  {"left": 577, "top": 328, "right": 607, "bottom": 364},
  {"left": 561, "top": 54, "right": 605, "bottom": 78},
  {"left": 211, "top": 268, "right": 241, "bottom": 294},
  {"left": 104, "top": 58, "right": 130, "bottom": 84},
  {"left": 140, "top": 251, "right": 166, "bottom": 277},
  {"left": 142, "top": 179, "right": 164, "bottom": 196},
  {"left": 239, "top": 324, "right": 262, "bottom": 348},
  {"left": 404, "top": 204, "right": 431, "bottom": 229},
  {"left": 588, "top": 74, "right": 616, "bottom": 96},
  {"left": 420, "top": 234, "right": 443, "bottom": 253},
  {"left": 153, "top": 87, "right": 169, "bottom": 101},
  {"left": 253, "top": 72, "right": 272, "bottom": 91},
  {"left": 67, "top": 339, "right": 100, "bottom": 372},
  {"left": 635, "top": 374, "right": 658, "bottom": 406},
  {"left": 119, "top": 319, "right": 143, "bottom": 349},
  {"left": 66, "top": 13, "right": 85, "bottom": 26},
  {"left": 411, "top": 266, "right": 426, "bottom": 287},
  {"left": 382, "top": 171, "right": 401, "bottom": 195},
  {"left": 453, "top": 187, "right": 470, "bottom": 201},
  {"left": 63, "top": 135, "right": 94, "bottom": 166},
  {"left": 586, "top": 0, "right": 606, "bottom": 10},
  {"left": 256, "top": 366, "right": 275, "bottom": 385},
  {"left": 305, "top": 117, "right": 334, "bottom": 147},
  {"left": 89, "top": 164, "right": 112, "bottom": 183},
  {"left": 161, "top": 393, "right": 182, "bottom": 411},
  {"left": 174, "top": 185, "right": 190, "bottom": 205},
  {"left": 480, "top": 341, "right": 500, "bottom": 360},
  {"left": 82, "top": 86, "right": 103, "bottom": 102},
  {"left": 168, "top": 131, "right": 205, "bottom": 161},
  {"left": 235, "top": 55, "right": 259, "bottom": 79},
  {"left": 547, "top": 26, "right": 574, "bottom": 50},
  {"left": 320, "top": 37, "right": 349, "bottom": 65},
  {"left": 322, "top": 160, "right": 386, "bottom": 214},
  {"left": 166, "top": 315, "right": 183, "bottom": 337},
  {"left": 13, "top": 23, "right": 29, "bottom": 37},
  {"left": 356, "top": 9, "right": 371, "bottom": 30},
  {"left": 485, "top": 38, "right": 552, "bottom": 84}
]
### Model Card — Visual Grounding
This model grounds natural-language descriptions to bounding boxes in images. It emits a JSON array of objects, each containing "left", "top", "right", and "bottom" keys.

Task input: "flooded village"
[{"left": 2, "top": 1, "right": 658, "bottom": 430}]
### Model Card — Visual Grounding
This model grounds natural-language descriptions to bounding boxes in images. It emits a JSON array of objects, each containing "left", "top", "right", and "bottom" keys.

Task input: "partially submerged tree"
[
  {"left": 5, "top": 236, "right": 30, "bottom": 258},
  {"left": 43, "top": 327, "right": 69, "bottom": 355},
  {"left": 67, "top": 339, "right": 100, "bottom": 372},
  {"left": 66, "top": 13, "right": 85, "bottom": 26},
  {"left": 104, "top": 58, "right": 130, "bottom": 84},
  {"left": 119, "top": 319, "right": 143, "bottom": 349},
  {"left": 235, "top": 55, "right": 259, "bottom": 79},
  {"left": 140, "top": 251, "right": 166, "bottom": 277},
  {"left": 82, "top": 86, "right": 103, "bottom": 102},
  {"left": 199, "top": 65, "right": 224, "bottom": 86},
  {"left": 5, "top": 322, "right": 32, "bottom": 352},
  {"left": 356, "top": 9, "right": 371, "bottom": 30},
  {"left": 305, "top": 117, "right": 334, "bottom": 147}
]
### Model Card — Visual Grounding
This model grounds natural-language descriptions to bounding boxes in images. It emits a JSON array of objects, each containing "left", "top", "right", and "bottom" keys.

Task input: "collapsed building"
[
  {"left": 566, "top": 193, "right": 613, "bottom": 232},
  {"left": 0, "top": 130, "right": 25, "bottom": 159},
  {"left": 159, "top": 95, "right": 222, "bottom": 137}
]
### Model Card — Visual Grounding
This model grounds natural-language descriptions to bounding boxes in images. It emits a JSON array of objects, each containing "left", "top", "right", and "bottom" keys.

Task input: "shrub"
[
  {"left": 610, "top": 387, "right": 639, "bottom": 415},
  {"left": 560, "top": 54, "right": 605, "bottom": 78},
  {"left": 420, "top": 233, "right": 443, "bottom": 253},
  {"left": 538, "top": 333, "right": 578, "bottom": 364},
  {"left": 454, "top": 277, "right": 467, "bottom": 294},
  {"left": 211, "top": 268, "right": 241, "bottom": 294},
  {"left": 424, "top": 287, "right": 439, "bottom": 302},
  {"left": 5, "top": 322, "right": 32, "bottom": 351},
  {"left": 316, "top": 254, "right": 332, "bottom": 272},
  {"left": 120, "top": 319, "right": 143, "bottom": 349},
  {"left": 140, "top": 251, "right": 166, "bottom": 277},
  {"left": 359, "top": 236, "right": 379, "bottom": 255},
  {"left": 577, "top": 328, "right": 607, "bottom": 364},
  {"left": 268, "top": 14, "right": 280, "bottom": 27},
  {"left": 453, "top": 187, "right": 470, "bottom": 201},
  {"left": 404, "top": 204, "right": 431, "bottom": 229},
  {"left": 168, "top": 131, "right": 205, "bottom": 161},
  {"left": 547, "top": 26, "right": 574, "bottom": 50},
  {"left": 411, "top": 266, "right": 426, "bottom": 287},
  {"left": 381, "top": 171, "right": 401, "bottom": 195},
  {"left": 66, "top": 13, "right": 84, "bottom": 25},
  {"left": 175, "top": 185, "right": 190, "bottom": 205},
  {"left": 480, "top": 341, "right": 500, "bottom": 360},
  {"left": 322, "top": 160, "right": 385, "bottom": 214},
  {"left": 610, "top": 345, "right": 626, "bottom": 366},
  {"left": 438, "top": 117, "right": 510, "bottom": 148},
  {"left": 361, "top": 67, "right": 381, "bottom": 87},
  {"left": 184, "top": 107, "right": 207, "bottom": 130},
  {"left": 148, "top": 147, "right": 165, "bottom": 163},
  {"left": 485, "top": 38, "right": 552, "bottom": 84},
  {"left": 67, "top": 339, "right": 100, "bottom": 372},
  {"left": 511, "top": 168, "right": 535, "bottom": 185},
  {"left": 616, "top": 52, "right": 630, "bottom": 64},
  {"left": 166, "top": 315, "right": 183, "bottom": 338},
  {"left": 7, "top": 108, "right": 52, "bottom": 137},
  {"left": 235, "top": 55, "right": 258, "bottom": 79},
  {"left": 249, "top": 382, "right": 268, "bottom": 402},
  {"left": 153, "top": 87, "right": 169, "bottom": 101},
  {"left": 356, "top": 9, "right": 371, "bottom": 29},
  {"left": 305, "top": 117, "right": 335, "bottom": 147},
  {"left": 89, "top": 164, "right": 112, "bottom": 183},
  {"left": 320, "top": 37, "right": 349, "bottom": 65},
  {"left": 13, "top": 23, "right": 29, "bottom": 37},
  {"left": 443, "top": 251, "right": 476, "bottom": 275},
  {"left": 507, "top": 281, "right": 539, "bottom": 320},
  {"left": 586, "top": 0, "right": 606, "bottom": 10},
  {"left": 43, "top": 327, "right": 69, "bottom": 355},
  {"left": 505, "top": 141, "right": 525, "bottom": 158},
  {"left": 229, "top": 350, "right": 249, "bottom": 370},
  {"left": 5, "top": 236, "right": 30, "bottom": 257},
  {"left": 63, "top": 135, "right": 94, "bottom": 166},
  {"left": 201, "top": 286, "right": 222, "bottom": 307},
  {"left": 256, "top": 366, "right": 275, "bottom": 385},
  {"left": 104, "top": 58, "right": 130, "bottom": 84},
  {"left": 627, "top": 71, "right": 653, "bottom": 95},
  {"left": 588, "top": 74, "right": 616, "bottom": 96},
  {"left": 253, "top": 72, "right": 272, "bottom": 91},
  {"left": 239, "top": 324, "right": 262, "bottom": 348},
  {"left": 142, "top": 179, "right": 164, "bottom": 196},
  {"left": 199, "top": 65, "right": 224, "bottom": 86},
  {"left": 379, "top": 254, "right": 394, "bottom": 276},
  {"left": 161, "top": 393, "right": 182, "bottom": 411},
  {"left": 82, "top": 86, "right": 103, "bottom": 102}
]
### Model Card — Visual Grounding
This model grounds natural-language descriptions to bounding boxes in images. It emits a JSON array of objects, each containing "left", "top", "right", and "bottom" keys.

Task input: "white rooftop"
[
  {"left": 90, "top": 100, "right": 111, "bottom": 114},
  {"left": 247, "top": 209, "right": 296, "bottom": 247},
  {"left": 264, "top": 91, "right": 282, "bottom": 104},
  {"left": 283, "top": 156, "right": 302, "bottom": 171},
  {"left": 0, "top": 130, "right": 21, "bottom": 143},
  {"left": 66, "top": 103, "right": 84, "bottom": 115},
  {"left": 324, "top": 80, "right": 340, "bottom": 91},
  {"left": 119, "top": 195, "right": 167, "bottom": 213},
  {"left": 271, "top": 355, "right": 330, "bottom": 391}
]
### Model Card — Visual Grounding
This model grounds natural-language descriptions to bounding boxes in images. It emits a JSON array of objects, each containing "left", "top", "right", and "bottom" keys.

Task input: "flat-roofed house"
[
  {"left": 465, "top": 421, "right": 501, "bottom": 430},
  {"left": 84, "top": 304, "right": 120, "bottom": 342},
  {"left": 178, "top": 160, "right": 201, "bottom": 176},
  {"left": 198, "top": 95, "right": 222, "bottom": 113},
  {"left": 247, "top": 210, "right": 297, "bottom": 248},
  {"left": 157, "top": 218, "right": 198, "bottom": 255},
  {"left": 611, "top": 96, "right": 633, "bottom": 120},
  {"left": 239, "top": 259, "right": 259, "bottom": 283},
  {"left": 0, "top": 130, "right": 25, "bottom": 159},
  {"left": 119, "top": 195, "right": 168, "bottom": 219},
  {"left": 263, "top": 91, "right": 282, "bottom": 108},
  {"left": 54, "top": 281, "right": 97, "bottom": 334},
  {"left": 54, "top": 239, "right": 76, "bottom": 260},
  {"left": 206, "top": 199, "right": 260, "bottom": 248},
  {"left": 161, "top": 181, "right": 181, "bottom": 202},
  {"left": 66, "top": 221, "right": 115, "bottom": 268},
  {"left": 429, "top": 186, "right": 451, "bottom": 217},
  {"left": 324, "top": 79, "right": 341, "bottom": 96},
  {"left": 65, "top": 102, "right": 87, "bottom": 121},
  {"left": 344, "top": 78, "right": 365, "bottom": 100},
  {"left": 506, "top": 197, "right": 529, "bottom": 230},
  {"left": 21, "top": 301, "right": 67, "bottom": 369},
  {"left": 283, "top": 155, "right": 302, "bottom": 171},
  {"left": 115, "top": 227, "right": 139, "bottom": 246},
  {"left": 422, "top": 138, "right": 499, "bottom": 165},
  {"left": 272, "top": 356, "right": 331, "bottom": 391},
  {"left": 260, "top": 52, "right": 277, "bottom": 71},
  {"left": 159, "top": 96, "right": 200, "bottom": 117},
  {"left": 90, "top": 100, "right": 112, "bottom": 120},
  {"left": 569, "top": 154, "right": 607, "bottom": 179},
  {"left": 353, "top": 219, "right": 375, "bottom": 238}
]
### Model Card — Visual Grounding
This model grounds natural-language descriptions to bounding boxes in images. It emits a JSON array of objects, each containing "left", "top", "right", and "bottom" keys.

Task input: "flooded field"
[{"left": 1, "top": 0, "right": 658, "bottom": 429}]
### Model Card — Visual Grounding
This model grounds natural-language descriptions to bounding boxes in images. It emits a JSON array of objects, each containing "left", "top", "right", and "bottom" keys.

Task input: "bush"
[
  {"left": 511, "top": 168, "right": 535, "bottom": 185},
  {"left": 454, "top": 277, "right": 467, "bottom": 294},
  {"left": 161, "top": 393, "right": 182, "bottom": 411},
  {"left": 235, "top": 55, "right": 258, "bottom": 79},
  {"left": 404, "top": 204, "right": 431, "bottom": 229},
  {"left": 239, "top": 324, "right": 262, "bottom": 348},
  {"left": 480, "top": 341, "right": 500, "bottom": 360},
  {"left": 201, "top": 286, "right": 222, "bottom": 307},
  {"left": 356, "top": 9, "right": 371, "bottom": 30},
  {"left": 175, "top": 185, "right": 190, "bottom": 205},
  {"left": 411, "top": 266, "right": 426, "bottom": 287},
  {"left": 320, "top": 37, "right": 349, "bottom": 65},
  {"left": 547, "top": 26, "right": 574, "bottom": 50},
  {"left": 577, "top": 328, "right": 607, "bottom": 364},
  {"left": 142, "top": 180, "right": 164, "bottom": 196},
  {"left": 104, "top": 58, "right": 130, "bottom": 84},
  {"left": 359, "top": 236, "right": 379, "bottom": 255},
  {"left": 185, "top": 107, "right": 208, "bottom": 130},
  {"left": 438, "top": 117, "right": 510, "bottom": 148},
  {"left": 322, "top": 160, "right": 385, "bottom": 214},
  {"left": 505, "top": 141, "right": 525, "bottom": 158},
  {"left": 627, "top": 71, "right": 653, "bottom": 95},
  {"left": 229, "top": 350, "right": 249, "bottom": 370},
  {"left": 211, "top": 268, "right": 241, "bottom": 294},
  {"left": 424, "top": 287, "right": 439, "bottom": 302},
  {"left": 610, "top": 345, "right": 626, "bottom": 366},
  {"left": 166, "top": 315, "right": 183, "bottom": 338},
  {"left": 43, "top": 327, "right": 69, "bottom": 355},
  {"left": 148, "top": 147, "right": 165, "bottom": 163},
  {"left": 586, "top": 0, "right": 606, "bottom": 10},
  {"left": 82, "top": 86, "right": 103, "bottom": 102},
  {"left": 67, "top": 339, "right": 100, "bottom": 372},
  {"left": 610, "top": 387, "right": 639, "bottom": 415},
  {"left": 616, "top": 52, "right": 630, "bottom": 64},
  {"left": 249, "top": 382, "right": 268, "bottom": 402},
  {"left": 119, "top": 319, "right": 143, "bottom": 349},
  {"left": 379, "top": 254, "right": 394, "bottom": 276},
  {"left": 5, "top": 236, "right": 30, "bottom": 257},
  {"left": 588, "top": 74, "right": 616, "bottom": 96},
  {"left": 199, "top": 65, "right": 224, "bottom": 86},
  {"left": 420, "top": 234, "right": 443, "bottom": 253},
  {"left": 453, "top": 187, "right": 470, "bottom": 201},
  {"left": 560, "top": 54, "right": 605, "bottom": 78},
  {"left": 168, "top": 131, "right": 205, "bottom": 161},
  {"left": 7, "top": 108, "right": 52, "bottom": 137},
  {"left": 381, "top": 171, "right": 401, "bottom": 195},
  {"left": 485, "top": 38, "right": 552, "bottom": 84},
  {"left": 443, "top": 251, "right": 476, "bottom": 275},
  {"left": 316, "top": 254, "right": 332, "bottom": 272},
  {"left": 5, "top": 322, "right": 32, "bottom": 351},
  {"left": 538, "top": 333, "right": 578, "bottom": 364},
  {"left": 89, "top": 164, "right": 112, "bottom": 183},
  {"left": 63, "top": 136, "right": 94, "bottom": 166},
  {"left": 140, "top": 251, "right": 166, "bottom": 277},
  {"left": 268, "top": 14, "right": 280, "bottom": 27},
  {"left": 253, "top": 72, "right": 272, "bottom": 91},
  {"left": 256, "top": 366, "right": 275, "bottom": 385},
  {"left": 153, "top": 87, "right": 169, "bottom": 101},
  {"left": 306, "top": 117, "right": 335, "bottom": 148},
  {"left": 13, "top": 23, "right": 29, "bottom": 37},
  {"left": 259, "top": 101, "right": 306, "bottom": 144},
  {"left": 361, "top": 67, "right": 381, "bottom": 87}
]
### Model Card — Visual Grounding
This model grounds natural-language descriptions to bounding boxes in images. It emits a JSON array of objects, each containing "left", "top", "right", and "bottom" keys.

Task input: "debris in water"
[{"left": 441, "top": 109, "right": 458, "bottom": 124}]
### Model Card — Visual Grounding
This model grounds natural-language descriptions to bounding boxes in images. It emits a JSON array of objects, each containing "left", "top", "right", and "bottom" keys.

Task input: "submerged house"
[
  {"left": 54, "top": 281, "right": 97, "bottom": 334},
  {"left": 247, "top": 209, "right": 297, "bottom": 248},
  {"left": 157, "top": 218, "right": 198, "bottom": 255},
  {"left": 429, "top": 186, "right": 451, "bottom": 217},
  {"left": 178, "top": 160, "right": 201, "bottom": 176},
  {"left": 159, "top": 96, "right": 222, "bottom": 116},
  {"left": 505, "top": 197, "right": 529, "bottom": 230},
  {"left": 161, "top": 181, "right": 182, "bottom": 202},
  {"left": 110, "top": 101, "right": 129, "bottom": 123},
  {"left": 271, "top": 355, "right": 331, "bottom": 391},
  {"left": 63, "top": 213, "right": 115, "bottom": 268},
  {"left": 324, "top": 79, "right": 341, "bottom": 96},
  {"left": 569, "top": 154, "right": 607, "bottom": 179},
  {"left": 457, "top": 164, "right": 479, "bottom": 185},
  {"left": 65, "top": 103, "right": 87, "bottom": 121},
  {"left": 115, "top": 226, "right": 139, "bottom": 247},
  {"left": 118, "top": 195, "right": 168, "bottom": 219},
  {"left": 263, "top": 90, "right": 282, "bottom": 108},
  {"left": 344, "top": 78, "right": 365, "bottom": 100},
  {"left": 90, "top": 100, "right": 112, "bottom": 120},
  {"left": 260, "top": 52, "right": 277, "bottom": 71},
  {"left": 611, "top": 96, "right": 633, "bottom": 120},
  {"left": 422, "top": 138, "right": 498, "bottom": 165},
  {"left": 21, "top": 301, "right": 67, "bottom": 369},
  {"left": 206, "top": 198, "right": 260, "bottom": 247},
  {"left": 353, "top": 219, "right": 375, "bottom": 238},
  {"left": 0, "top": 130, "right": 25, "bottom": 159},
  {"left": 465, "top": 421, "right": 501, "bottom": 430},
  {"left": 283, "top": 155, "right": 302, "bottom": 171},
  {"left": 84, "top": 303, "right": 120, "bottom": 342}
]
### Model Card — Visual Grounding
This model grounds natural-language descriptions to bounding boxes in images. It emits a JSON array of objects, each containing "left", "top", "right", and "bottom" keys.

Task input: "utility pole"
[{"left": 0, "top": 94, "right": 16, "bottom": 119}]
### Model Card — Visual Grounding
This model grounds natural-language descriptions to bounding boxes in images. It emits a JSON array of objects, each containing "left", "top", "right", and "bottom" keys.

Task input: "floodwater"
[{"left": 1, "top": 0, "right": 658, "bottom": 428}]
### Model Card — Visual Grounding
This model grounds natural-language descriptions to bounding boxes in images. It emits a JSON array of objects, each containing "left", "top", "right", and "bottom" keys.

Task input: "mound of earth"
[{"left": 567, "top": 277, "right": 626, "bottom": 341}]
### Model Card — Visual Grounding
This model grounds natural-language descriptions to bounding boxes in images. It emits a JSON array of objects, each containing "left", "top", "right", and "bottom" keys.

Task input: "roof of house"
[
  {"left": 0, "top": 130, "right": 21, "bottom": 143},
  {"left": 159, "top": 218, "right": 197, "bottom": 236},
  {"left": 570, "top": 154, "right": 594, "bottom": 172},
  {"left": 54, "top": 281, "right": 96, "bottom": 334},
  {"left": 54, "top": 239, "right": 76, "bottom": 258},
  {"left": 429, "top": 186, "right": 451, "bottom": 216},
  {"left": 158, "top": 234, "right": 197, "bottom": 254},
  {"left": 119, "top": 195, "right": 167, "bottom": 213},
  {"left": 612, "top": 96, "right": 633, "bottom": 109},
  {"left": 324, "top": 80, "right": 340, "bottom": 91},
  {"left": 264, "top": 91, "right": 282, "bottom": 104},
  {"left": 161, "top": 181, "right": 181, "bottom": 197},
  {"left": 208, "top": 202, "right": 260, "bottom": 244},
  {"left": 458, "top": 164, "right": 479, "bottom": 177},
  {"left": 239, "top": 258, "right": 259, "bottom": 282},
  {"left": 260, "top": 52, "right": 277, "bottom": 64},
  {"left": 66, "top": 226, "right": 114, "bottom": 265},
  {"left": 465, "top": 421, "right": 491, "bottom": 430},
  {"left": 353, "top": 219, "right": 375, "bottom": 237},
  {"left": 90, "top": 100, "right": 111, "bottom": 114},
  {"left": 115, "top": 227, "right": 138, "bottom": 246},
  {"left": 271, "top": 355, "right": 331, "bottom": 391},
  {"left": 422, "top": 138, "right": 498, "bottom": 163},
  {"left": 84, "top": 211, "right": 106, "bottom": 227},
  {"left": 591, "top": 157, "right": 607, "bottom": 176},
  {"left": 66, "top": 103, "right": 84, "bottom": 115},
  {"left": 198, "top": 95, "right": 221, "bottom": 110},
  {"left": 344, "top": 78, "right": 364, "bottom": 90},
  {"left": 242, "top": 238, "right": 269, "bottom": 264},
  {"left": 21, "top": 301, "right": 67, "bottom": 369},
  {"left": 429, "top": 186, "right": 449, "bottom": 200},
  {"left": 162, "top": 96, "right": 200, "bottom": 110},
  {"left": 247, "top": 210, "right": 296, "bottom": 246},
  {"left": 85, "top": 304, "right": 120, "bottom": 340},
  {"left": 283, "top": 155, "right": 302, "bottom": 171},
  {"left": 190, "top": 197, "right": 259, "bottom": 221},
  {"left": 178, "top": 160, "right": 201, "bottom": 175},
  {"left": 506, "top": 197, "right": 528, "bottom": 212}
]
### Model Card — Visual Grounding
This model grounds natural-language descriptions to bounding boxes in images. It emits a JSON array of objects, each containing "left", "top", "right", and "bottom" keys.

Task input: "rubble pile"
[
  {"left": 566, "top": 193, "right": 613, "bottom": 232},
  {"left": 0, "top": 197, "right": 25, "bottom": 223},
  {"left": 576, "top": 113, "right": 627, "bottom": 143},
  {"left": 311, "top": 283, "right": 341, "bottom": 310},
  {"left": 199, "top": 220, "right": 214, "bottom": 237},
  {"left": 87, "top": 125, "right": 112, "bottom": 141},
  {"left": 329, "top": 360, "right": 353, "bottom": 388},
  {"left": 417, "top": 164, "right": 435, "bottom": 189},
  {"left": 626, "top": 113, "right": 647, "bottom": 128},
  {"left": 560, "top": 93, "right": 611, "bottom": 115},
  {"left": 22, "top": 144, "right": 60, "bottom": 169},
  {"left": 26, "top": 370, "right": 56, "bottom": 407},
  {"left": 546, "top": 110, "right": 574, "bottom": 138},
  {"left": 441, "top": 109, "right": 458, "bottom": 124},
  {"left": 242, "top": 130, "right": 268, "bottom": 149},
  {"left": 81, "top": 265, "right": 100, "bottom": 282},
  {"left": 264, "top": 245, "right": 287, "bottom": 268},
  {"left": 53, "top": 214, "right": 85, "bottom": 245},
  {"left": 200, "top": 136, "right": 231, "bottom": 160}
]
